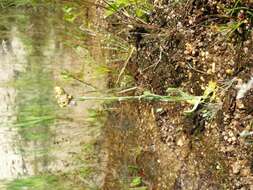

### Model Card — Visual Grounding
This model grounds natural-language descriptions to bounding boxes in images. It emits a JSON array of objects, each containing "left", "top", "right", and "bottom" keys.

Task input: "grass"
[
  {"left": 6, "top": 175, "right": 63, "bottom": 190},
  {"left": 76, "top": 90, "right": 199, "bottom": 102},
  {"left": 104, "top": 0, "right": 153, "bottom": 22},
  {"left": 12, "top": 115, "right": 55, "bottom": 128},
  {"left": 130, "top": 177, "right": 142, "bottom": 187},
  {"left": 216, "top": 0, "right": 253, "bottom": 37},
  {"left": 65, "top": 80, "right": 217, "bottom": 115}
]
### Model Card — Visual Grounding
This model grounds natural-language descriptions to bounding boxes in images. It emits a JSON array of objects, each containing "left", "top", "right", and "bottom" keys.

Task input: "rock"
[
  {"left": 232, "top": 161, "right": 241, "bottom": 174},
  {"left": 176, "top": 135, "right": 186, "bottom": 147}
]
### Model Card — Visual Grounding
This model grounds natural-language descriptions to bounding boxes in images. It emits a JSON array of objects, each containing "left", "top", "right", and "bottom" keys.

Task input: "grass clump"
[
  {"left": 104, "top": 0, "right": 153, "bottom": 23},
  {"left": 55, "top": 81, "right": 218, "bottom": 116},
  {"left": 217, "top": 0, "right": 253, "bottom": 37},
  {"left": 6, "top": 175, "right": 63, "bottom": 190}
]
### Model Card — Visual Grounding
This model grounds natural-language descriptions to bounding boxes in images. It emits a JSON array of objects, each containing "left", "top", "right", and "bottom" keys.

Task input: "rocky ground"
[{"left": 103, "top": 0, "right": 253, "bottom": 189}]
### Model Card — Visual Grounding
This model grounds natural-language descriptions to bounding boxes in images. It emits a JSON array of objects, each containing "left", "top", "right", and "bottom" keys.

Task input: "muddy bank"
[{"left": 104, "top": 0, "right": 253, "bottom": 189}]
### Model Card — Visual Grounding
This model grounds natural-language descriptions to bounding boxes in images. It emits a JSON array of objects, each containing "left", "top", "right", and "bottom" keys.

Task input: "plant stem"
[{"left": 76, "top": 93, "right": 199, "bottom": 102}]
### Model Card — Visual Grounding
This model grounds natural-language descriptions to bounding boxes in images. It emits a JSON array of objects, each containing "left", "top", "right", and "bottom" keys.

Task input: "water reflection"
[
  {"left": 0, "top": 26, "right": 27, "bottom": 179},
  {"left": 0, "top": 4, "right": 107, "bottom": 189}
]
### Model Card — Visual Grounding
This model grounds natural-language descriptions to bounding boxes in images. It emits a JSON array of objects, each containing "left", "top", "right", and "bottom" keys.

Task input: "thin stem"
[
  {"left": 76, "top": 94, "right": 200, "bottom": 102},
  {"left": 116, "top": 46, "right": 135, "bottom": 84}
]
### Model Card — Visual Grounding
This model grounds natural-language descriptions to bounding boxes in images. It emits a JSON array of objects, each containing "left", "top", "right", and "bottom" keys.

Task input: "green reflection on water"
[
  {"left": 6, "top": 175, "right": 62, "bottom": 190},
  {"left": 12, "top": 7, "right": 55, "bottom": 143}
]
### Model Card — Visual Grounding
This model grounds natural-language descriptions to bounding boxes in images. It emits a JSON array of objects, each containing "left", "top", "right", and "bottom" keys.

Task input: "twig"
[
  {"left": 187, "top": 62, "right": 210, "bottom": 75},
  {"left": 116, "top": 46, "right": 135, "bottom": 84},
  {"left": 142, "top": 46, "right": 163, "bottom": 72},
  {"left": 117, "top": 86, "right": 138, "bottom": 94}
]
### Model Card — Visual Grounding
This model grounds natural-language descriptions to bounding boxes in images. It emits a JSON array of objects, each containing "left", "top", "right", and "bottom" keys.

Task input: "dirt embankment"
[{"left": 104, "top": 0, "right": 253, "bottom": 189}]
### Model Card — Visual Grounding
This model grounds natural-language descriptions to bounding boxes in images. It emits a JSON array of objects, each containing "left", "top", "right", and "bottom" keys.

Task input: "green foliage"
[
  {"left": 62, "top": 4, "right": 79, "bottom": 23},
  {"left": 6, "top": 175, "right": 62, "bottom": 190},
  {"left": 218, "top": 21, "right": 244, "bottom": 36},
  {"left": 217, "top": 0, "right": 253, "bottom": 37},
  {"left": 86, "top": 108, "right": 107, "bottom": 125},
  {"left": 76, "top": 81, "right": 218, "bottom": 117},
  {"left": 130, "top": 177, "right": 142, "bottom": 187},
  {"left": 105, "top": 0, "right": 153, "bottom": 21},
  {"left": 12, "top": 115, "right": 55, "bottom": 128}
]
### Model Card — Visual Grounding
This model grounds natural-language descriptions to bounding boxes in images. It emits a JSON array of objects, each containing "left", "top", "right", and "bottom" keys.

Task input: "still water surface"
[{"left": 0, "top": 3, "right": 109, "bottom": 189}]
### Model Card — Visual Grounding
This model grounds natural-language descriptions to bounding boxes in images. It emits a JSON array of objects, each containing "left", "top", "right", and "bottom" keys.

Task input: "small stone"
[
  {"left": 232, "top": 161, "right": 241, "bottom": 174},
  {"left": 237, "top": 100, "right": 245, "bottom": 109},
  {"left": 176, "top": 135, "right": 186, "bottom": 147},
  {"left": 189, "top": 19, "right": 194, "bottom": 25},
  {"left": 207, "top": 69, "right": 212, "bottom": 74},
  {"left": 211, "top": 62, "right": 216, "bottom": 73},
  {"left": 243, "top": 47, "right": 249, "bottom": 54}
]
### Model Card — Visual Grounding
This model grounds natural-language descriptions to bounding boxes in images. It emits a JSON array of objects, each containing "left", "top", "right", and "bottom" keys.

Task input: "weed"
[
  {"left": 53, "top": 82, "right": 208, "bottom": 112},
  {"left": 76, "top": 90, "right": 199, "bottom": 103},
  {"left": 12, "top": 115, "right": 55, "bottom": 128},
  {"left": 216, "top": 0, "right": 253, "bottom": 37},
  {"left": 6, "top": 175, "right": 64, "bottom": 190},
  {"left": 55, "top": 81, "right": 218, "bottom": 116},
  {"left": 218, "top": 20, "right": 245, "bottom": 36},
  {"left": 105, "top": 0, "right": 153, "bottom": 23},
  {"left": 130, "top": 176, "right": 142, "bottom": 187}
]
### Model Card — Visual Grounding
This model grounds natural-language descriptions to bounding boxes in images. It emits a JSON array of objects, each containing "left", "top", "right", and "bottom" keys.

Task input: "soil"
[{"left": 103, "top": 0, "right": 253, "bottom": 189}]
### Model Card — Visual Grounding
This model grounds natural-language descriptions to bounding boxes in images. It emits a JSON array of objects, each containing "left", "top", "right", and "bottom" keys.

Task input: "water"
[
  {"left": 0, "top": 2, "right": 161, "bottom": 190},
  {"left": 0, "top": 3, "right": 109, "bottom": 189}
]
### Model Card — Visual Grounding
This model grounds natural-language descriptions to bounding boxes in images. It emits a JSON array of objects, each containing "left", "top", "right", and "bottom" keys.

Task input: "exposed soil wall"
[{"left": 104, "top": 0, "right": 253, "bottom": 189}]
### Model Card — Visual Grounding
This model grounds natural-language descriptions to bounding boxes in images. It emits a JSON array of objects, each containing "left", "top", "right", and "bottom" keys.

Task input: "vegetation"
[
  {"left": 216, "top": 0, "right": 253, "bottom": 37},
  {"left": 105, "top": 0, "right": 153, "bottom": 22},
  {"left": 6, "top": 175, "right": 64, "bottom": 190},
  {"left": 1, "top": 0, "right": 253, "bottom": 189},
  {"left": 55, "top": 80, "right": 217, "bottom": 118}
]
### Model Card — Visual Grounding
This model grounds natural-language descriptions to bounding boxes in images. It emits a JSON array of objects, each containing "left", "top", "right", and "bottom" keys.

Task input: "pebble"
[
  {"left": 232, "top": 161, "right": 241, "bottom": 174},
  {"left": 176, "top": 135, "right": 186, "bottom": 147}
]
